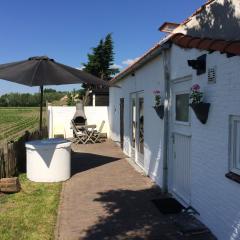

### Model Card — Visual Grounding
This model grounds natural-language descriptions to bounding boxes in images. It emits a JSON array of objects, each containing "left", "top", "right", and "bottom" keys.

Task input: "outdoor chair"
[
  {"left": 71, "top": 120, "right": 89, "bottom": 144},
  {"left": 91, "top": 120, "right": 105, "bottom": 143}
]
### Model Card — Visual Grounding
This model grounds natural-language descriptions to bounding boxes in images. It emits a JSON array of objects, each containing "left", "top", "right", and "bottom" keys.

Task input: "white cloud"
[
  {"left": 111, "top": 63, "right": 123, "bottom": 69},
  {"left": 77, "top": 64, "right": 122, "bottom": 70},
  {"left": 122, "top": 57, "right": 140, "bottom": 66},
  {"left": 76, "top": 65, "right": 84, "bottom": 70}
]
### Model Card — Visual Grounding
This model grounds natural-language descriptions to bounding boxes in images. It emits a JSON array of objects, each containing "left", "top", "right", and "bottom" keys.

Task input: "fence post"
[
  {"left": 0, "top": 148, "right": 4, "bottom": 179},
  {"left": 0, "top": 127, "right": 48, "bottom": 180}
]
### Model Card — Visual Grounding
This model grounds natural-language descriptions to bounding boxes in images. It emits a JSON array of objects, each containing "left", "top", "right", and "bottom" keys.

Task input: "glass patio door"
[
  {"left": 136, "top": 92, "right": 144, "bottom": 167},
  {"left": 130, "top": 92, "right": 144, "bottom": 168},
  {"left": 130, "top": 94, "right": 136, "bottom": 160}
]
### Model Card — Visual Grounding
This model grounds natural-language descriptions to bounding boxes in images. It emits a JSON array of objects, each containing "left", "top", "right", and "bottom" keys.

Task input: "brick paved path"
[{"left": 55, "top": 140, "right": 215, "bottom": 240}]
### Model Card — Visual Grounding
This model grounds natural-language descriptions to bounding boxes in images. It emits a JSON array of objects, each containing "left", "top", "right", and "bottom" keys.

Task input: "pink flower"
[
  {"left": 153, "top": 90, "right": 160, "bottom": 95},
  {"left": 191, "top": 84, "right": 200, "bottom": 91}
]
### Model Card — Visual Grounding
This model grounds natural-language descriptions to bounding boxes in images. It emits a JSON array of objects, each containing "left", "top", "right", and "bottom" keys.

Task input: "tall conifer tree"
[
  {"left": 83, "top": 33, "right": 119, "bottom": 81},
  {"left": 81, "top": 34, "right": 119, "bottom": 104}
]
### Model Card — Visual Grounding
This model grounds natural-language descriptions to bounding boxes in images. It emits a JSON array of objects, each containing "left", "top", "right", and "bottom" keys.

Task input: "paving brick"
[{"left": 56, "top": 140, "right": 215, "bottom": 240}]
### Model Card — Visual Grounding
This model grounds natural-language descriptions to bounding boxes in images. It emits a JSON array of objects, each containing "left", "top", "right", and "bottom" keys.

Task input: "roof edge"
[
  {"left": 110, "top": 32, "right": 240, "bottom": 85},
  {"left": 110, "top": 36, "right": 172, "bottom": 85},
  {"left": 159, "top": 22, "right": 180, "bottom": 33}
]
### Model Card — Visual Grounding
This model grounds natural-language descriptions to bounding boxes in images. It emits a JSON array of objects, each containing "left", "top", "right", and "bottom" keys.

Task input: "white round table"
[{"left": 25, "top": 138, "right": 71, "bottom": 182}]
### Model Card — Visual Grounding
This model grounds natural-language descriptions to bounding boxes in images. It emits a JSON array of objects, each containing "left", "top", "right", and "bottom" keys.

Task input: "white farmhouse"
[{"left": 109, "top": 0, "right": 240, "bottom": 239}]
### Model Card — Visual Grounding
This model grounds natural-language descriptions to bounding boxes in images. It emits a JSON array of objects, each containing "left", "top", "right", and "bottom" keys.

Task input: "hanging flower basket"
[
  {"left": 153, "top": 105, "right": 164, "bottom": 119},
  {"left": 190, "top": 102, "right": 210, "bottom": 124},
  {"left": 153, "top": 90, "right": 164, "bottom": 119},
  {"left": 189, "top": 84, "right": 210, "bottom": 124}
]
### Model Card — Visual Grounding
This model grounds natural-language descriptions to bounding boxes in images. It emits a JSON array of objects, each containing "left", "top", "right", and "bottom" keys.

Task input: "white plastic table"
[{"left": 25, "top": 138, "right": 71, "bottom": 182}]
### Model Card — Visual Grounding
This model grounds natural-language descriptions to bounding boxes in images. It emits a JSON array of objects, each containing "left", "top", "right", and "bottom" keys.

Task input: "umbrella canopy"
[
  {"left": 0, "top": 56, "right": 109, "bottom": 134},
  {"left": 0, "top": 56, "right": 108, "bottom": 86}
]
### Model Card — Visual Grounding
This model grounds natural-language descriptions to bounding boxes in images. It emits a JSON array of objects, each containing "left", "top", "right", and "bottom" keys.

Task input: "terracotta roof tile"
[
  {"left": 179, "top": 35, "right": 194, "bottom": 46},
  {"left": 198, "top": 39, "right": 214, "bottom": 49},
  {"left": 210, "top": 40, "right": 229, "bottom": 52},
  {"left": 188, "top": 38, "right": 202, "bottom": 48},
  {"left": 225, "top": 42, "right": 240, "bottom": 55},
  {"left": 170, "top": 33, "right": 240, "bottom": 56}
]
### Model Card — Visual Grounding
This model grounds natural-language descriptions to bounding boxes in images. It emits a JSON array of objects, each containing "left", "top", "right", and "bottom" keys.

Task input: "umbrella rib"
[
  {"left": 55, "top": 61, "right": 110, "bottom": 86},
  {"left": 51, "top": 62, "right": 91, "bottom": 85},
  {"left": 31, "top": 60, "right": 42, "bottom": 87}
]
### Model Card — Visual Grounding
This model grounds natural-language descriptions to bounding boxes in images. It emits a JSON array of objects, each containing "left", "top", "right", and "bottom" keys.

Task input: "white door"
[
  {"left": 170, "top": 77, "right": 191, "bottom": 204},
  {"left": 130, "top": 93, "right": 136, "bottom": 161},
  {"left": 136, "top": 92, "right": 144, "bottom": 167},
  {"left": 130, "top": 92, "right": 144, "bottom": 168}
]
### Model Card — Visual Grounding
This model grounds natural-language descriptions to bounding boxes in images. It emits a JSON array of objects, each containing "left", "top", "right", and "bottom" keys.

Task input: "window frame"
[
  {"left": 174, "top": 91, "right": 190, "bottom": 126},
  {"left": 229, "top": 115, "right": 240, "bottom": 176},
  {"left": 130, "top": 93, "right": 136, "bottom": 148}
]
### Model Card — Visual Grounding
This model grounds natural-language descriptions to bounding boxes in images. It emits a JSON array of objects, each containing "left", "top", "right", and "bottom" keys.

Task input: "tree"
[
  {"left": 44, "top": 88, "right": 57, "bottom": 93},
  {"left": 103, "top": 34, "right": 119, "bottom": 79},
  {"left": 82, "top": 33, "right": 119, "bottom": 81},
  {"left": 0, "top": 91, "right": 67, "bottom": 107},
  {"left": 67, "top": 92, "right": 74, "bottom": 106},
  {"left": 81, "top": 33, "right": 119, "bottom": 105}
]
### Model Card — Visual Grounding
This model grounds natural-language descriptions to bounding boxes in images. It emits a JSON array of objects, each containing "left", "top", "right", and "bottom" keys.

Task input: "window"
[
  {"left": 229, "top": 115, "right": 240, "bottom": 175},
  {"left": 175, "top": 93, "right": 189, "bottom": 122},
  {"left": 131, "top": 96, "right": 136, "bottom": 147},
  {"left": 138, "top": 97, "right": 144, "bottom": 154}
]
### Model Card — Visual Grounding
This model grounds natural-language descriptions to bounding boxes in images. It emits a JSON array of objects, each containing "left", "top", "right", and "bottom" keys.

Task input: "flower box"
[
  {"left": 153, "top": 105, "right": 164, "bottom": 119},
  {"left": 190, "top": 102, "right": 210, "bottom": 124}
]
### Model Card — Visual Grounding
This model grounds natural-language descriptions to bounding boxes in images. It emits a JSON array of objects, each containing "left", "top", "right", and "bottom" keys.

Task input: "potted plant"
[
  {"left": 189, "top": 84, "right": 210, "bottom": 124},
  {"left": 153, "top": 90, "right": 164, "bottom": 119}
]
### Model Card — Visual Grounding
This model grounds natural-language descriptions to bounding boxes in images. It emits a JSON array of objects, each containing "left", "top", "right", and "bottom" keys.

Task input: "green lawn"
[{"left": 0, "top": 174, "right": 62, "bottom": 240}]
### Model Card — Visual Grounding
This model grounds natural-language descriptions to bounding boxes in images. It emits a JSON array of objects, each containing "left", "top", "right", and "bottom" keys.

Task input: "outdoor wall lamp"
[{"left": 187, "top": 54, "right": 206, "bottom": 75}]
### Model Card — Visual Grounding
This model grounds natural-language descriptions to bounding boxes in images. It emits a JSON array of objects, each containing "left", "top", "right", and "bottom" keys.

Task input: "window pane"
[
  {"left": 234, "top": 120, "right": 240, "bottom": 170},
  {"left": 131, "top": 97, "right": 136, "bottom": 147},
  {"left": 230, "top": 116, "right": 240, "bottom": 175},
  {"left": 176, "top": 94, "right": 189, "bottom": 122},
  {"left": 138, "top": 97, "right": 144, "bottom": 154}
]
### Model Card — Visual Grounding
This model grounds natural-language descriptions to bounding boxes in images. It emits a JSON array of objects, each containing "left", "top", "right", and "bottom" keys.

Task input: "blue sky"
[{"left": 0, "top": 0, "right": 205, "bottom": 94}]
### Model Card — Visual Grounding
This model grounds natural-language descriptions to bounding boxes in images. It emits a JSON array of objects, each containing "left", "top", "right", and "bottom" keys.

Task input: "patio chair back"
[
  {"left": 71, "top": 120, "right": 78, "bottom": 133},
  {"left": 98, "top": 120, "right": 105, "bottom": 133},
  {"left": 91, "top": 120, "right": 105, "bottom": 143},
  {"left": 71, "top": 120, "right": 88, "bottom": 144}
]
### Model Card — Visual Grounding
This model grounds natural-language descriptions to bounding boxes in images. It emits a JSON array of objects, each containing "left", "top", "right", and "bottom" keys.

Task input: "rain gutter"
[{"left": 162, "top": 48, "right": 171, "bottom": 193}]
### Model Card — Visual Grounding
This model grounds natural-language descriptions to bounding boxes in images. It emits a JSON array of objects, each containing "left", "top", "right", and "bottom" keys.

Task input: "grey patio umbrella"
[{"left": 0, "top": 56, "right": 109, "bottom": 133}]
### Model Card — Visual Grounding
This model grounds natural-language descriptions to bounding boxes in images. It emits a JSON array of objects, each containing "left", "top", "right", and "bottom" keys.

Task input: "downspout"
[{"left": 162, "top": 45, "right": 171, "bottom": 193}]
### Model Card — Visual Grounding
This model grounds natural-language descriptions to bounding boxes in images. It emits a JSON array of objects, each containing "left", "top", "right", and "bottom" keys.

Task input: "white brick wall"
[
  {"left": 110, "top": 44, "right": 240, "bottom": 239},
  {"left": 171, "top": 45, "right": 240, "bottom": 239},
  {"left": 109, "top": 55, "right": 166, "bottom": 186}
]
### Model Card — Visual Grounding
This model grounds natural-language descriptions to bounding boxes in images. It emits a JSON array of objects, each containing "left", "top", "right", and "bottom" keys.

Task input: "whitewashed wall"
[
  {"left": 110, "top": 44, "right": 240, "bottom": 239},
  {"left": 48, "top": 106, "right": 110, "bottom": 138},
  {"left": 109, "top": 55, "right": 166, "bottom": 186},
  {"left": 170, "top": 44, "right": 240, "bottom": 240},
  {"left": 173, "top": 0, "right": 240, "bottom": 41}
]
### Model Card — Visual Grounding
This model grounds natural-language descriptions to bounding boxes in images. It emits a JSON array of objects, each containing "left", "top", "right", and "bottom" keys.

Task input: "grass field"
[
  {"left": 0, "top": 174, "right": 61, "bottom": 240},
  {"left": 0, "top": 108, "right": 43, "bottom": 141}
]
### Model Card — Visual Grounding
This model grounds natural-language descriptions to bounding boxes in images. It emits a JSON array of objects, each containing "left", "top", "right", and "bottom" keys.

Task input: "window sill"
[{"left": 225, "top": 172, "right": 240, "bottom": 184}]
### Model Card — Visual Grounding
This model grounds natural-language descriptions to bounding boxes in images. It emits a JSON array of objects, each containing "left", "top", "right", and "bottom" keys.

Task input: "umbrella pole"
[{"left": 39, "top": 85, "right": 44, "bottom": 136}]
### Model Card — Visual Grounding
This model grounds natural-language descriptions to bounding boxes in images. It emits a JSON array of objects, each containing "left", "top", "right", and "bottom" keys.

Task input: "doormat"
[
  {"left": 152, "top": 198, "right": 185, "bottom": 214},
  {"left": 175, "top": 215, "right": 210, "bottom": 237}
]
